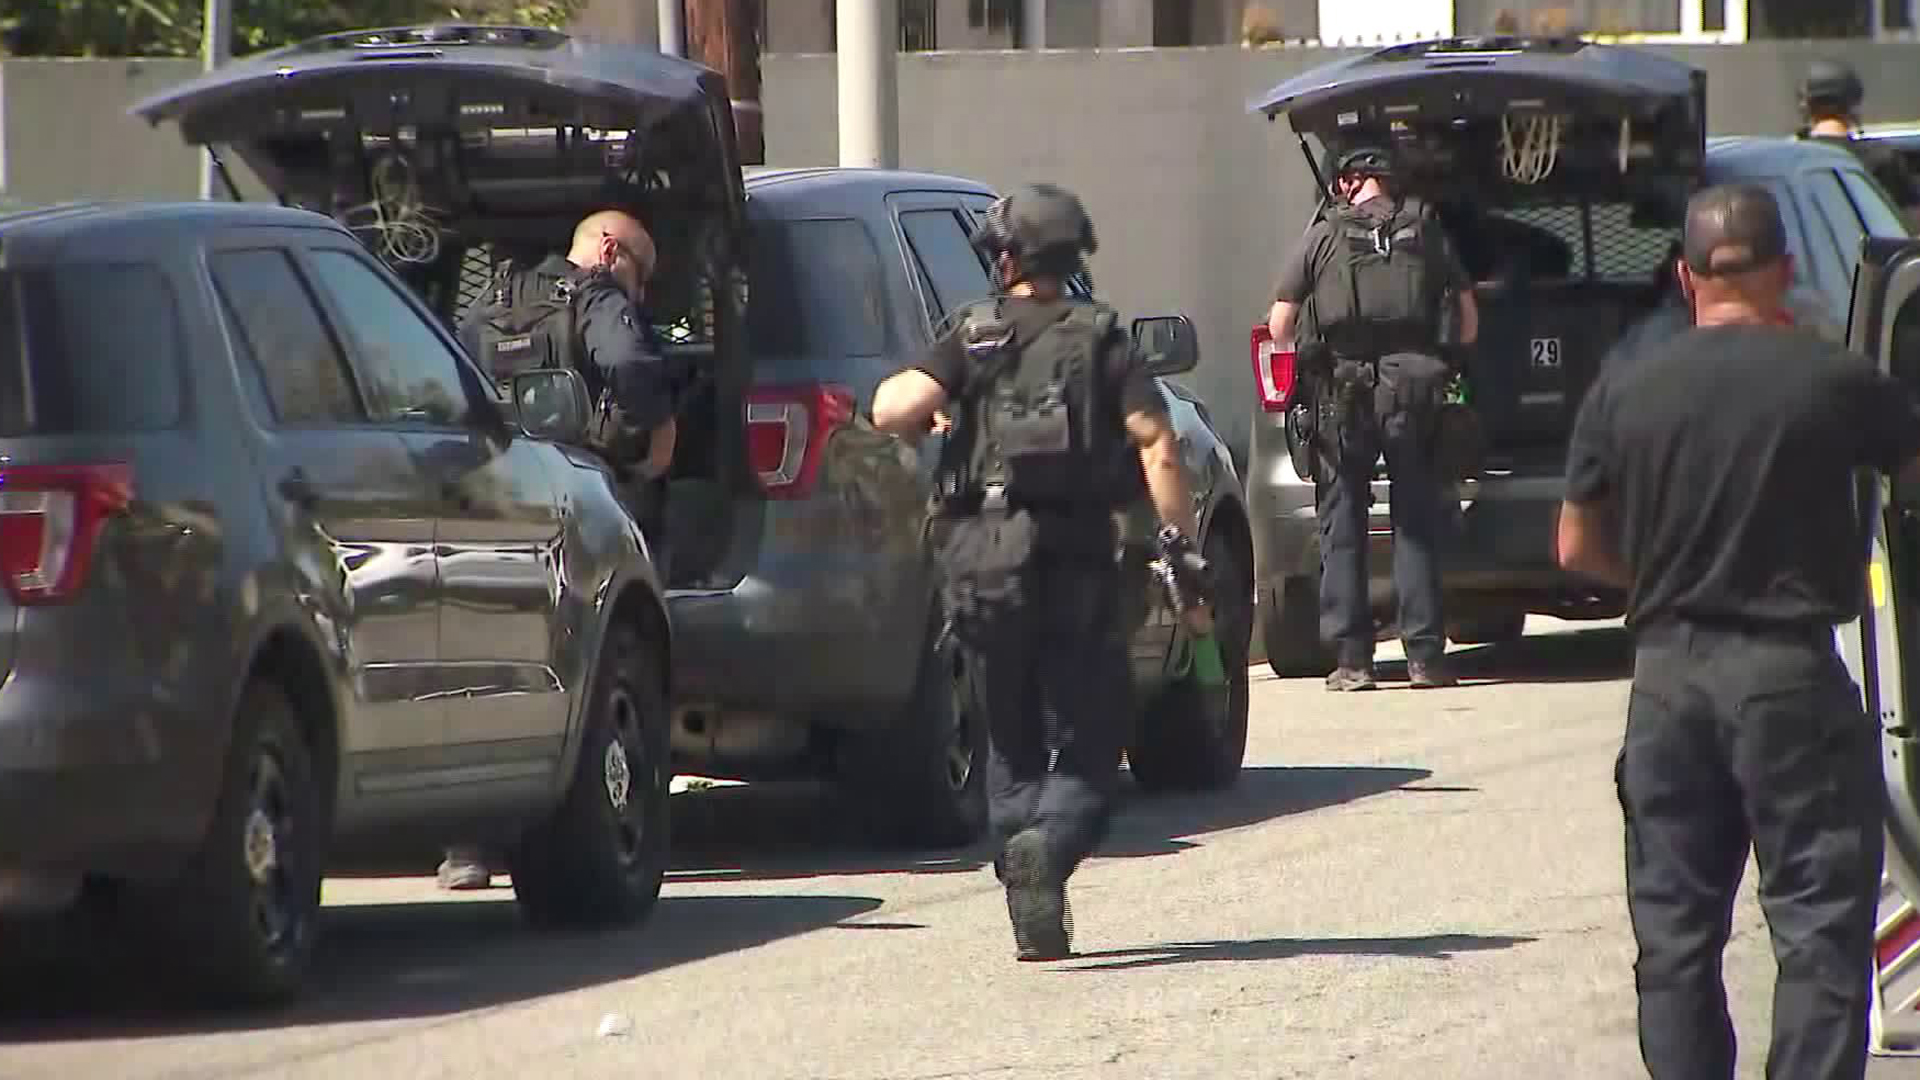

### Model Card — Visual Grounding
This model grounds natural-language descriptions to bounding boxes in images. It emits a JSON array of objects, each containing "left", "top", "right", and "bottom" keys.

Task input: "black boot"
[{"left": 1001, "top": 827, "right": 1071, "bottom": 962}]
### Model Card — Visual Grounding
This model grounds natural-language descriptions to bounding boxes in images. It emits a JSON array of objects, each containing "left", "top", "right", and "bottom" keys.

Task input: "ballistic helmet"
[
  {"left": 1332, "top": 144, "right": 1395, "bottom": 180},
  {"left": 1800, "top": 59, "right": 1864, "bottom": 118},
  {"left": 971, "top": 183, "right": 1098, "bottom": 267}
]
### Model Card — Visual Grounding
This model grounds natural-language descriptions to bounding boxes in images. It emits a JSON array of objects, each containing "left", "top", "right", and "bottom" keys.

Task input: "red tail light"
[
  {"left": 744, "top": 383, "right": 855, "bottom": 499},
  {"left": 0, "top": 462, "right": 134, "bottom": 606},
  {"left": 1251, "top": 325, "right": 1297, "bottom": 413}
]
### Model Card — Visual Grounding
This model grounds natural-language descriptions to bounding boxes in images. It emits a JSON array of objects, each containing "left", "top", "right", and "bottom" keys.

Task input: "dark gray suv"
[{"left": 0, "top": 200, "right": 674, "bottom": 1003}]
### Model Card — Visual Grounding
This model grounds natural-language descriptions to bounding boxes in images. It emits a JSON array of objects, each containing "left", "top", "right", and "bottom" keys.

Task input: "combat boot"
[{"left": 1001, "top": 827, "right": 1071, "bottom": 962}]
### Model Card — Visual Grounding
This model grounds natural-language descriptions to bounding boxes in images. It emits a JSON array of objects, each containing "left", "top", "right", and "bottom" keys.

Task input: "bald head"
[{"left": 569, "top": 209, "right": 656, "bottom": 300}]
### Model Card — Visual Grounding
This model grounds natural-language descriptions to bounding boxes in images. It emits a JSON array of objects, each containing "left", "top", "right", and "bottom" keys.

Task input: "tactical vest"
[
  {"left": 466, "top": 259, "right": 588, "bottom": 386},
  {"left": 1309, "top": 196, "right": 1447, "bottom": 360},
  {"left": 942, "top": 298, "right": 1141, "bottom": 513}
]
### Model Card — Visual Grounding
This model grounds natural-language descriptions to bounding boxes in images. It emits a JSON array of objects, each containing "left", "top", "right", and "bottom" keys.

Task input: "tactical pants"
[
  {"left": 1315, "top": 388, "right": 1448, "bottom": 669},
  {"left": 1620, "top": 623, "right": 1884, "bottom": 1080},
  {"left": 961, "top": 554, "right": 1132, "bottom": 885}
]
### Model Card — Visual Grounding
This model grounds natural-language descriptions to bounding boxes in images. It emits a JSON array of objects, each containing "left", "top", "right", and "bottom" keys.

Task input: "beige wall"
[{"left": 5, "top": 41, "right": 1920, "bottom": 459}]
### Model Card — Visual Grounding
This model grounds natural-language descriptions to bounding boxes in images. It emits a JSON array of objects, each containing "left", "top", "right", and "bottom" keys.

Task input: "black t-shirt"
[
  {"left": 916, "top": 296, "right": 1167, "bottom": 423},
  {"left": 1565, "top": 325, "right": 1920, "bottom": 632},
  {"left": 1271, "top": 197, "right": 1474, "bottom": 306},
  {"left": 1805, "top": 133, "right": 1920, "bottom": 209}
]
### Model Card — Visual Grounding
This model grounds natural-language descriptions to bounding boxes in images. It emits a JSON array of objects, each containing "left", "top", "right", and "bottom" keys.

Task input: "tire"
[
  {"left": 843, "top": 615, "right": 988, "bottom": 849},
  {"left": 1448, "top": 609, "right": 1528, "bottom": 646},
  {"left": 1265, "top": 572, "right": 1335, "bottom": 678},
  {"left": 148, "top": 678, "right": 323, "bottom": 1006},
  {"left": 509, "top": 623, "right": 670, "bottom": 928},
  {"left": 1129, "top": 530, "right": 1253, "bottom": 793}
]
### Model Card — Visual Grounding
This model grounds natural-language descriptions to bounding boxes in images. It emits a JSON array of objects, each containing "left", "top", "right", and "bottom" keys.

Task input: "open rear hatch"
[
  {"left": 1250, "top": 37, "right": 1707, "bottom": 468},
  {"left": 132, "top": 24, "right": 753, "bottom": 586}
]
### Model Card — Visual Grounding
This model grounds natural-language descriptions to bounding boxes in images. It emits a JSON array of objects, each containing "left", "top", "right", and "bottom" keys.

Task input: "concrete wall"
[{"left": 4, "top": 41, "right": 1920, "bottom": 458}]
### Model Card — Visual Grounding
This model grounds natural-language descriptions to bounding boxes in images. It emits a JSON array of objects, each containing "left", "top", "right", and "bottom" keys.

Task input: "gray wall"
[{"left": 4, "top": 42, "right": 1920, "bottom": 458}]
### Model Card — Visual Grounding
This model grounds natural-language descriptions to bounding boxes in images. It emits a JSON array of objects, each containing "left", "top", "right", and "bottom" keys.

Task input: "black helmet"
[
  {"left": 1331, "top": 144, "right": 1395, "bottom": 181},
  {"left": 971, "top": 183, "right": 1098, "bottom": 266},
  {"left": 1800, "top": 58, "right": 1864, "bottom": 116}
]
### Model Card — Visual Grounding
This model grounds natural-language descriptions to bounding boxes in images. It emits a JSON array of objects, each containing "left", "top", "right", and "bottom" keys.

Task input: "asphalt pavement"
[{"left": 1, "top": 617, "right": 1910, "bottom": 1079}]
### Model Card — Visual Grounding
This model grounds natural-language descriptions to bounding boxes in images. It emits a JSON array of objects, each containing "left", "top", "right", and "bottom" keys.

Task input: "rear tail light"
[
  {"left": 744, "top": 383, "right": 855, "bottom": 499},
  {"left": 1251, "top": 324, "right": 1297, "bottom": 413},
  {"left": 0, "top": 463, "right": 134, "bottom": 606}
]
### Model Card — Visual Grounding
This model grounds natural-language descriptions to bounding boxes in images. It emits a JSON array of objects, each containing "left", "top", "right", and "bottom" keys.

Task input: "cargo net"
[
  {"left": 1491, "top": 202, "right": 1681, "bottom": 283},
  {"left": 1499, "top": 112, "right": 1565, "bottom": 185},
  {"left": 455, "top": 243, "right": 499, "bottom": 316}
]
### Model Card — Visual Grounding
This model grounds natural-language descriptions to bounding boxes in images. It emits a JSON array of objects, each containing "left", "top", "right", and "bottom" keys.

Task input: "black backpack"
[
  {"left": 465, "top": 259, "right": 588, "bottom": 386},
  {"left": 1308, "top": 196, "right": 1448, "bottom": 359},
  {"left": 947, "top": 297, "right": 1141, "bottom": 511}
]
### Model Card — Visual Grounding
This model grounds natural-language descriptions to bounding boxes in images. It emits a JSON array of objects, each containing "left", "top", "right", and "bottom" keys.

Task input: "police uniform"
[
  {"left": 1565, "top": 184, "right": 1920, "bottom": 1079},
  {"left": 914, "top": 185, "right": 1172, "bottom": 961},
  {"left": 458, "top": 253, "right": 679, "bottom": 534},
  {"left": 1272, "top": 147, "right": 1472, "bottom": 690}
]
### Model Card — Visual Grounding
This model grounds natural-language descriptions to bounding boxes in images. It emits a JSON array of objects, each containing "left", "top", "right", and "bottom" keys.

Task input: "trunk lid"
[{"left": 130, "top": 24, "right": 744, "bottom": 231}]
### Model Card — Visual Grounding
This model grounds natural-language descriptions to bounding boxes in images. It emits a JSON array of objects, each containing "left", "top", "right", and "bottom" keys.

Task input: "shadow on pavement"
[
  {"left": 667, "top": 764, "right": 1436, "bottom": 884},
  {"left": 0, "top": 892, "right": 879, "bottom": 1040},
  {"left": 1063, "top": 932, "right": 1536, "bottom": 972},
  {"left": 1369, "top": 625, "right": 1633, "bottom": 688}
]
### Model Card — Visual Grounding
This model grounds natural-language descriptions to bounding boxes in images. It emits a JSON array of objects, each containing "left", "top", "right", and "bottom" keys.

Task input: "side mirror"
[
  {"left": 509, "top": 368, "right": 592, "bottom": 444},
  {"left": 1133, "top": 314, "right": 1199, "bottom": 377}
]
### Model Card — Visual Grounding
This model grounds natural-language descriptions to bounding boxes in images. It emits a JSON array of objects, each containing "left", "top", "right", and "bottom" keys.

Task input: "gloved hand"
[{"left": 1153, "top": 525, "right": 1216, "bottom": 634}]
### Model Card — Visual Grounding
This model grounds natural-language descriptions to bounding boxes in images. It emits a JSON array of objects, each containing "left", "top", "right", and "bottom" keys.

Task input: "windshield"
[{"left": 0, "top": 264, "right": 187, "bottom": 437}]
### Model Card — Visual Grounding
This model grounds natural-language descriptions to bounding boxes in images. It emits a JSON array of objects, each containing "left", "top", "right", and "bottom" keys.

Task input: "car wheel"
[
  {"left": 1448, "top": 609, "right": 1528, "bottom": 646},
  {"left": 150, "top": 678, "right": 322, "bottom": 1006},
  {"left": 1128, "top": 530, "right": 1253, "bottom": 793},
  {"left": 1265, "top": 573, "right": 1335, "bottom": 678},
  {"left": 509, "top": 623, "right": 670, "bottom": 928},
  {"left": 842, "top": 614, "right": 988, "bottom": 849}
]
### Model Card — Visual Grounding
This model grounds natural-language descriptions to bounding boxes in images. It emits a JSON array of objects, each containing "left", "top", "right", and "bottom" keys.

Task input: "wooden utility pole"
[{"left": 685, "top": 0, "right": 764, "bottom": 164}]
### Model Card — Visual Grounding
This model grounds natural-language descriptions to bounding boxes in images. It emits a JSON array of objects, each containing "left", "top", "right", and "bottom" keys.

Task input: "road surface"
[{"left": 1, "top": 618, "right": 1908, "bottom": 1078}]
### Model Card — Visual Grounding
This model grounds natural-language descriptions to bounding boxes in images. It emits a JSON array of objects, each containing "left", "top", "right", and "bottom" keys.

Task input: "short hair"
[{"left": 1682, "top": 183, "right": 1788, "bottom": 277}]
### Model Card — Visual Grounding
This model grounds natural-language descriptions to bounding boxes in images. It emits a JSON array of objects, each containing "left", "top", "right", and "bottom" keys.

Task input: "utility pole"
[
  {"left": 836, "top": 0, "right": 898, "bottom": 169},
  {"left": 686, "top": 0, "right": 763, "bottom": 164},
  {"left": 659, "top": 0, "right": 685, "bottom": 56},
  {"left": 198, "top": 0, "right": 232, "bottom": 199},
  {"left": 1024, "top": 0, "right": 1047, "bottom": 49}
]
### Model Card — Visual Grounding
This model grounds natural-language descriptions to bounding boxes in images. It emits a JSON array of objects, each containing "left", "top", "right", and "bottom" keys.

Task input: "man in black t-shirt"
[
  {"left": 872, "top": 184, "right": 1213, "bottom": 962},
  {"left": 1558, "top": 182, "right": 1920, "bottom": 1080}
]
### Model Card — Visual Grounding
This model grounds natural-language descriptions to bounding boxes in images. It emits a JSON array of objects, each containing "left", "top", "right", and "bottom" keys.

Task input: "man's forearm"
[{"left": 1140, "top": 435, "right": 1199, "bottom": 540}]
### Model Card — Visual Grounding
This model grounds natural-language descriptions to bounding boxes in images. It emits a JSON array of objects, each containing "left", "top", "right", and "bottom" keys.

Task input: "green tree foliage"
[{"left": 1, "top": 0, "right": 587, "bottom": 59}]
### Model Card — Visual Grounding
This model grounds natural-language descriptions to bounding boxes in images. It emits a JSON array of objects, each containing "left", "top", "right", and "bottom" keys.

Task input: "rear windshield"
[
  {"left": 1457, "top": 201, "right": 1681, "bottom": 286},
  {"left": 744, "top": 217, "right": 889, "bottom": 374},
  {"left": 0, "top": 262, "right": 187, "bottom": 436}
]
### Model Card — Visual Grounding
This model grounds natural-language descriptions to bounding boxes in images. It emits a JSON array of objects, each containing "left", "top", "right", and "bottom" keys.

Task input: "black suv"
[{"left": 0, "top": 200, "right": 674, "bottom": 1003}]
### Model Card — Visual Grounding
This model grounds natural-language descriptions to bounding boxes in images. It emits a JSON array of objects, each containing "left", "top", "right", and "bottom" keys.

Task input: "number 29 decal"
[{"left": 1529, "top": 337, "right": 1563, "bottom": 369}]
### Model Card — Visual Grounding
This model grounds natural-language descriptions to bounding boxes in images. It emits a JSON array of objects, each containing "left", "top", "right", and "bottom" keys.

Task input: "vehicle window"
[
  {"left": 900, "top": 209, "right": 994, "bottom": 320},
  {"left": 1837, "top": 167, "right": 1911, "bottom": 239},
  {"left": 1808, "top": 169, "right": 1872, "bottom": 283},
  {"left": 0, "top": 262, "right": 185, "bottom": 436},
  {"left": 304, "top": 248, "right": 474, "bottom": 428},
  {"left": 209, "top": 249, "right": 363, "bottom": 426},
  {"left": 1892, "top": 288, "right": 1920, "bottom": 393},
  {"left": 745, "top": 217, "right": 888, "bottom": 365}
]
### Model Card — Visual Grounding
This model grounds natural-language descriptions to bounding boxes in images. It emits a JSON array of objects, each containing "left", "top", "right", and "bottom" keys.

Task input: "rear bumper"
[
  {"left": 666, "top": 567, "right": 928, "bottom": 719},
  {"left": 0, "top": 673, "right": 222, "bottom": 885}
]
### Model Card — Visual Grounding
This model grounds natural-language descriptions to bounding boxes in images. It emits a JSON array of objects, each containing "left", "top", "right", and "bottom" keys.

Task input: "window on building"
[
  {"left": 1154, "top": 0, "right": 1195, "bottom": 45},
  {"left": 901, "top": 0, "right": 938, "bottom": 50}
]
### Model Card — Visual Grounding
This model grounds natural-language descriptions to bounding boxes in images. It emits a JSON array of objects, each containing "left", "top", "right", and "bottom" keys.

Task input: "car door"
[
  {"left": 891, "top": 195, "right": 999, "bottom": 488},
  {"left": 203, "top": 235, "right": 446, "bottom": 767},
  {"left": 1839, "top": 237, "right": 1920, "bottom": 1054},
  {"left": 296, "top": 243, "right": 572, "bottom": 778}
]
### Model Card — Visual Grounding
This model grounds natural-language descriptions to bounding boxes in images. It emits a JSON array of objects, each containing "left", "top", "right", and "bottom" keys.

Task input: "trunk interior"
[
  {"left": 206, "top": 110, "right": 747, "bottom": 588},
  {"left": 1433, "top": 196, "right": 1684, "bottom": 475}
]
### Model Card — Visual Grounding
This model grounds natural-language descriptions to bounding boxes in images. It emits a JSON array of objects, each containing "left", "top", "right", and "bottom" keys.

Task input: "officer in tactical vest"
[
  {"left": 1795, "top": 58, "right": 1920, "bottom": 230},
  {"left": 871, "top": 184, "right": 1215, "bottom": 962},
  {"left": 437, "top": 209, "right": 679, "bottom": 892},
  {"left": 1267, "top": 144, "right": 1480, "bottom": 692}
]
